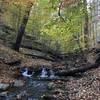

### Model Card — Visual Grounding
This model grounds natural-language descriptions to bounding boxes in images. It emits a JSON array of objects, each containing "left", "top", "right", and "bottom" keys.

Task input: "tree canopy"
[{"left": 0, "top": 0, "right": 91, "bottom": 53}]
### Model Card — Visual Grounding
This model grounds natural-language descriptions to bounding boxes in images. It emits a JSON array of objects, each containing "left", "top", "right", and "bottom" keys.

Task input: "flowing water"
[
  {"left": 0, "top": 68, "right": 56, "bottom": 100},
  {"left": 40, "top": 68, "right": 48, "bottom": 78}
]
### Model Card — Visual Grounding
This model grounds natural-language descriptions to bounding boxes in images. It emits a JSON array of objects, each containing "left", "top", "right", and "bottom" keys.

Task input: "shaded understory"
[{"left": 0, "top": 40, "right": 100, "bottom": 100}]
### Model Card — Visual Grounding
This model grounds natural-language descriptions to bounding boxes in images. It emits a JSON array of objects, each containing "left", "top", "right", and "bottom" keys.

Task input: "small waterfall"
[
  {"left": 40, "top": 68, "right": 48, "bottom": 78},
  {"left": 49, "top": 69, "right": 55, "bottom": 79},
  {"left": 21, "top": 68, "right": 33, "bottom": 78},
  {"left": 20, "top": 67, "right": 56, "bottom": 79}
]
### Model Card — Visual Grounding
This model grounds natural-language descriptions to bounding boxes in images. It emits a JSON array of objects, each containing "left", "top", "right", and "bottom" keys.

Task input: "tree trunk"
[
  {"left": 83, "top": 0, "right": 89, "bottom": 48},
  {"left": 13, "top": 2, "right": 33, "bottom": 51},
  {"left": 56, "top": 63, "right": 99, "bottom": 76},
  {"left": 0, "top": 0, "right": 7, "bottom": 25}
]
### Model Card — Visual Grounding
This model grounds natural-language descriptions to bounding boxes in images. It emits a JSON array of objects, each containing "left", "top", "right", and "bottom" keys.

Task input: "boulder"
[
  {"left": 0, "top": 83, "right": 9, "bottom": 90},
  {"left": 13, "top": 80, "right": 25, "bottom": 87}
]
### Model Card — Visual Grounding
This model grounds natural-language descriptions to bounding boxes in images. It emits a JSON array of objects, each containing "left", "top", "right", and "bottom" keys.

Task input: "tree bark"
[
  {"left": 24, "top": 53, "right": 55, "bottom": 61},
  {"left": 21, "top": 45, "right": 63, "bottom": 60},
  {"left": 56, "top": 63, "right": 99, "bottom": 76},
  {"left": 13, "top": 2, "right": 33, "bottom": 51},
  {"left": 83, "top": 0, "right": 89, "bottom": 48}
]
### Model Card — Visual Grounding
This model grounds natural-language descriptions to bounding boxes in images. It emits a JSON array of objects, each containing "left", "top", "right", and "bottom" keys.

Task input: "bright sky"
[
  {"left": 87, "top": 0, "right": 90, "bottom": 3},
  {"left": 87, "top": 0, "right": 93, "bottom": 4},
  {"left": 86, "top": 0, "right": 93, "bottom": 12}
]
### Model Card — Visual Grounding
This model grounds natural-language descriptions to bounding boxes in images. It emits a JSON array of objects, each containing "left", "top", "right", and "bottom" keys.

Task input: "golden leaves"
[
  {"left": 61, "top": 0, "right": 78, "bottom": 7},
  {"left": 4, "top": 0, "right": 36, "bottom": 7}
]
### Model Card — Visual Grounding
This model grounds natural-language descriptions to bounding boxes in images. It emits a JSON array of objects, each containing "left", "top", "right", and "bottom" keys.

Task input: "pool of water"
[
  {"left": 0, "top": 78, "right": 54, "bottom": 100},
  {"left": 0, "top": 67, "right": 58, "bottom": 100}
]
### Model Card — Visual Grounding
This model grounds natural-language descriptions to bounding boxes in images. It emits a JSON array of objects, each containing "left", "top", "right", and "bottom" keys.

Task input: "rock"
[
  {"left": 0, "top": 96, "right": 7, "bottom": 100},
  {"left": 0, "top": 91, "right": 8, "bottom": 96},
  {"left": 16, "top": 94, "right": 22, "bottom": 100},
  {"left": 87, "top": 53, "right": 96, "bottom": 64},
  {"left": 0, "top": 83, "right": 9, "bottom": 90},
  {"left": 16, "top": 91, "right": 28, "bottom": 100},
  {"left": 47, "top": 82, "right": 54, "bottom": 90},
  {"left": 42, "top": 95, "right": 56, "bottom": 100},
  {"left": 5, "top": 59, "right": 21, "bottom": 66},
  {"left": 13, "top": 80, "right": 25, "bottom": 87},
  {"left": 8, "top": 93, "right": 16, "bottom": 99},
  {"left": 0, "top": 91, "right": 8, "bottom": 100},
  {"left": 53, "top": 89, "right": 64, "bottom": 95},
  {"left": 28, "top": 97, "right": 38, "bottom": 100}
]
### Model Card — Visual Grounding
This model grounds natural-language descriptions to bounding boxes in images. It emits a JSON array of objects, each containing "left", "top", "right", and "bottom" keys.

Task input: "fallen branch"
[
  {"left": 24, "top": 53, "right": 55, "bottom": 61},
  {"left": 5, "top": 59, "right": 21, "bottom": 66},
  {"left": 56, "top": 63, "right": 99, "bottom": 76},
  {"left": 20, "top": 44, "right": 63, "bottom": 60},
  {"left": 31, "top": 78, "right": 69, "bottom": 81}
]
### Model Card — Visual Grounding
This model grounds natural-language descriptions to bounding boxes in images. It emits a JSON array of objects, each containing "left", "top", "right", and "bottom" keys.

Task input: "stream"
[{"left": 0, "top": 68, "right": 56, "bottom": 100}]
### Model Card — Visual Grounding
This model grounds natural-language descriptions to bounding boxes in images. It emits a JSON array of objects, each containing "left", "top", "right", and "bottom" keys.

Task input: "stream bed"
[
  {"left": 0, "top": 68, "right": 57, "bottom": 100},
  {"left": 0, "top": 78, "right": 55, "bottom": 100}
]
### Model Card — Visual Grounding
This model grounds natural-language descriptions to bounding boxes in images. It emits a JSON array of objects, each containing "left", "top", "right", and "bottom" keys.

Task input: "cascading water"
[
  {"left": 21, "top": 68, "right": 34, "bottom": 78},
  {"left": 40, "top": 68, "right": 48, "bottom": 78},
  {"left": 49, "top": 69, "right": 55, "bottom": 79},
  {"left": 0, "top": 67, "right": 57, "bottom": 100},
  {"left": 20, "top": 67, "right": 56, "bottom": 79}
]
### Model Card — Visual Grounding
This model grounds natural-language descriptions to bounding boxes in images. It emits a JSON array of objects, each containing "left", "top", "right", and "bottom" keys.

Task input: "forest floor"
[{"left": 0, "top": 39, "right": 100, "bottom": 100}]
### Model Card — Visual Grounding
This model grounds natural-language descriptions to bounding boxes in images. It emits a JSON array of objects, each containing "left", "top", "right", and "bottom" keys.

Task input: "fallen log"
[
  {"left": 0, "top": 56, "right": 21, "bottom": 66},
  {"left": 42, "top": 95, "right": 56, "bottom": 100},
  {"left": 56, "top": 63, "right": 100, "bottom": 76},
  {"left": 24, "top": 53, "right": 55, "bottom": 61},
  {"left": 0, "top": 33, "right": 63, "bottom": 61},
  {"left": 5, "top": 59, "right": 21, "bottom": 66},
  {"left": 31, "top": 78, "right": 69, "bottom": 81},
  {"left": 21, "top": 44, "right": 63, "bottom": 60},
  {"left": 0, "top": 38, "right": 62, "bottom": 61}
]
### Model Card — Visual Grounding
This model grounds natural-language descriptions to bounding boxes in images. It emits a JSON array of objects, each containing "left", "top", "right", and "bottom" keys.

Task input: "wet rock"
[
  {"left": 0, "top": 92, "right": 17, "bottom": 100},
  {"left": 87, "top": 53, "right": 96, "bottom": 64},
  {"left": 8, "top": 93, "right": 16, "bottom": 99},
  {"left": 31, "top": 82, "right": 47, "bottom": 92},
  {"left": 13, "top": 79, "right": 25, "bottom": 87},
  {"left": 16, "top": 91, "right": 27, "bottom": 100},
  {"left": 0, "top": 91, "right": 8, "bottom": 100},
  {"left": 5, "top": 59, "right": 21, "bottom": 66},
  {"left": 53, "top": 89, "right": 64, "bottom": 96},
  {"left": 0, "top": 96, "right": 7, "bottom": 100},
  {"left": 28, "top": 96, "right": 38, "bottom": 100},
  {"left": 16, "top": 94, "right": 22, "bottom": 100},
  {"left": 42, "top": 95, "right": 56, "bottom": 100},
  {"left": 0, "top": 83, "right": 9, "bottom": 90},
  {"left": 47, "top": 82, "right": 55, "bottom": 90},
  {"left": 0, "top": 91, "right": 8, "bottom": 96}
]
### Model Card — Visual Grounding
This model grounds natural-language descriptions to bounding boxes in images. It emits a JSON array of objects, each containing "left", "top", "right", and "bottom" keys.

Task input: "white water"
[
  {"left": 49, "top": 70, "right": 55, "bottom": 79},
  {"left": 22, "top": 68, "right": 33, "bottom": 78},
  {"left": 40, "top": 68, "right": 48, "bottom": 78}
]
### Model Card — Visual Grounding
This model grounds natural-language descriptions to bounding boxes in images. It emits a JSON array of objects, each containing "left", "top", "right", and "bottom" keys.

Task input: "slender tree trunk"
[
  {"left": 0, "top": 0, "right": 7, "bottom": 25},
  {"left": 13, "top": 2, "right": 33, "bottom": 51},
  {"left": 83, "top": 0, "right": 89, "bottom": 48}
]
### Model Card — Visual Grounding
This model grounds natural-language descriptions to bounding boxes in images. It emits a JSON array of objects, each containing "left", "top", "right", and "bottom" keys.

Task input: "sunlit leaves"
[
  {"left": 1, "top": 0, "right": 87, "bottom": 53},
  {"left": 40, "top": 0, "right": 85, "bottom": 52}
]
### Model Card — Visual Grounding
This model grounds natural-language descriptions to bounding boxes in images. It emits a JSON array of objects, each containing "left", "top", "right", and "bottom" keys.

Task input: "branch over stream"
[{"left": 56, "top": 63, "right": 100, "bottom": 76}]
